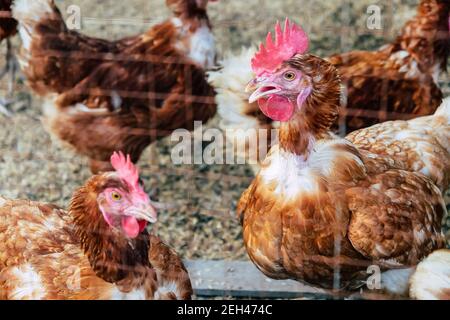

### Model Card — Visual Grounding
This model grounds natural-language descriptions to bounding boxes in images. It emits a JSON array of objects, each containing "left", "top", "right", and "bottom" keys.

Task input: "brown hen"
[
  {"left": 0, "top": 152, "right": 192, "bottom": 300},
  {"left": 238, "top": 20, "right": 449, "bottom": 297},
  {"left": 12, "top": 0, "right": 217, "bottom": 172}
]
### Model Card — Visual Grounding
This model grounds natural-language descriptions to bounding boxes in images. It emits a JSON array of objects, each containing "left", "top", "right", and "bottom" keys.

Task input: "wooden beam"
[
  {"left": 184, "top": 260, "right": 404, "bottom": 300},
  {"left": 185, "top": 260, "right": 330, "bottom": 299}
]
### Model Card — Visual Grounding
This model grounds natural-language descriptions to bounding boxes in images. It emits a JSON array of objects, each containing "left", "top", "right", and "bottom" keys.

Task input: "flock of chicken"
[{"left": 0, "top": 0, "right": 448, "bottom": 300}]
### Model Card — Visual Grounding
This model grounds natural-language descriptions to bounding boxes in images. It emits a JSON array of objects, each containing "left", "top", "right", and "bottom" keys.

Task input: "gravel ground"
[{"left": 0, "top": 0, "right": 449, "bottom": 281}]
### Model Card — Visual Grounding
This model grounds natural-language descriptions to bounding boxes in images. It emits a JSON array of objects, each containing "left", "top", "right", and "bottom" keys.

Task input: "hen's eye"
[
  {"left": 283, "top": 71, "right": 296, "bottom": 81},
  {"left": 111, "top": 192, "right": 122, "bottom": 201}
]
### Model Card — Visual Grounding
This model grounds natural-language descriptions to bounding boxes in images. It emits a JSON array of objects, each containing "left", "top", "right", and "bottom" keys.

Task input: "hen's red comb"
[
  {"left": 251, "top": 18, "right": 309, "bottom": 76},
  {"left": 110, "top": 151, "right": 139, "bottom": 189}
]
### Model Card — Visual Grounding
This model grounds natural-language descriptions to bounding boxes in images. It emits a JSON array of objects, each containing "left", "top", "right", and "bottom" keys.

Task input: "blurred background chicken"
[
  {"left": 0, "top": 152, "right": 192, "bottom": 300},
  {"left": 209, "top": 0, "right": 450, "bottom": 170},
  {"left": 0, "top": 0, "right": 448, "bottom": 301},
  {"left": 238, "top": 20, "right": 449, "bottom": 297},
  {"left": 12, "top": 0, "right": 218, "bottom": 173},
  {"left": 0, "top": 0, "right": 17, "bottom": 116}
]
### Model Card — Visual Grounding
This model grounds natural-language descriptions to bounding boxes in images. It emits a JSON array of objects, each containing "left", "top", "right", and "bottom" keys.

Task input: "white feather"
[
  {"left": 13, "top": 0, "right": 54, "bottom": 51},
  {"left": 8, "top": 264, "right": 46, "bottom": 300},
  {"left": 154, "top": 281, "right": 183, "bottom": 300},
  {"left": 410, "top": 250, "right": 450, "bottom": 300},
  {"left": 208, "top": 47, "right": 257, "bottom": 129},
  {"left": 109, "top": 287, "right": 147, "bottom": 300}
]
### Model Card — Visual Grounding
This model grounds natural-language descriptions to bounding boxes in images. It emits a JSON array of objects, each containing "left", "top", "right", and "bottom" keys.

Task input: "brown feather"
[
  {"left": 0, "top": 173, "right": 192, "bottom": 299},
  {"left": 0, "top": 0, "right": 16, "bottom": 42},
  {"left": 16, "top": 0, "right": 216, "bottom": 173}
]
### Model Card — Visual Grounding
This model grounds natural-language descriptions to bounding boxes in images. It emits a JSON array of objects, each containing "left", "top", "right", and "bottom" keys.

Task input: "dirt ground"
[{"left": 0, "top": 0, "right": 449, "bottom": 266}]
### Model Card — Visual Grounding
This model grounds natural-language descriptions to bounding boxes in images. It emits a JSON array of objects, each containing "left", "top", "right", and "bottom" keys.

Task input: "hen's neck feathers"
[
  {"left": 391, "top": 0, "right": 449, "bottom": 72},
  {"left": 279, "top": 55, "right": 341, "bottom": 156},
  {"left": 69, "top": 175, "right": 152, "bottom": 284}
]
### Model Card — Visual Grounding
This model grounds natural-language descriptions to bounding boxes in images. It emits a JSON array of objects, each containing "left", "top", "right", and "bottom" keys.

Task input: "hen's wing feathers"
[
  {"left": 0, "top": 196, "right": 75, "bottom": 269},
  {"left": 47, "top": 60, "right": 216, "bottom": 163},
  {"left": 0, "top": 196, "right": 92, "bottom": 300},
  {"left": 21, "top": 8, "right": 216, "bottom": 167},
  {"left": 346, "top": 170, "right": 446, "bottom": 266},
  {"left": 346, "top": 113, "right": 450, "bottom": 191},
  {"left": 345, "top": 99, "right": 450, "bottom": 265},
  {"left": 328, "top": 51, "right": 442, "bottom": 132},
  {"left": 19, "top": 4, "right": 123, "bottom": 95}
]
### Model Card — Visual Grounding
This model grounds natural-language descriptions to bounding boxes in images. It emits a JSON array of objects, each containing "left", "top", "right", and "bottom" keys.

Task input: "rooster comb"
[
  {"left": 251, "top": 18, "right": 309, "bottom": 76},
  {"left": 110, "top": 151, "right": 139, "bottom": 189}
]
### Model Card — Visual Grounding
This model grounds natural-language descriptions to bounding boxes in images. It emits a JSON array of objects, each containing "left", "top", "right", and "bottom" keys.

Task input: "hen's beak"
[
  {"left": 125, "top": 203, "right": 158, "bottom": 224},
  {"left": 246, "top": 79, "right": 281, "bottom": 104}
]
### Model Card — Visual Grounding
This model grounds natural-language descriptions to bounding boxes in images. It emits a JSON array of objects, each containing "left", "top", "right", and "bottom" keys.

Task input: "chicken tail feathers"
[
  {"left": 207, "top": 47, "right": 256, "bottom": 130},
  {"left": 207, "top": 47, "right": 274, "bottom": 170}
]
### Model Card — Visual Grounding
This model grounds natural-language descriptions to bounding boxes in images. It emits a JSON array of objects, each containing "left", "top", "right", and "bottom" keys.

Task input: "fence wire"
[{"left": 0, "top": 0, "right": 449, "bottom": 299}]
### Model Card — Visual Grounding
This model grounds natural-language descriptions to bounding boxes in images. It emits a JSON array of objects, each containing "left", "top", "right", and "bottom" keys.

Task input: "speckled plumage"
[
  {"left": 238, "top": 54, "right": 449, "bottom": 292},
  {"left": 0, "top": 173, "right": 192, "bottom": 300},
  {"left": 12, "top": 0, "right": 216, "bottom": 173},
  {"left": 346, "top": 111, "right": 450, "bottom": 191}
]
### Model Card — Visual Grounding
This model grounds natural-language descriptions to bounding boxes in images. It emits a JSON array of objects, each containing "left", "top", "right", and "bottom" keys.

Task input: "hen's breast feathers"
[{"left": 239, "top": 99, "right": 449, "bottom": 285}]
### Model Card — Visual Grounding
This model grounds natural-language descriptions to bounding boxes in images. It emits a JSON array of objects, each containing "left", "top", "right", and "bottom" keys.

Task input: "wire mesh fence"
[{"left": 0, "top": 0, "right": 449, "bottom": 299}]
